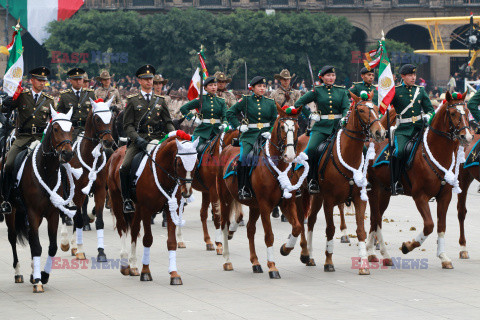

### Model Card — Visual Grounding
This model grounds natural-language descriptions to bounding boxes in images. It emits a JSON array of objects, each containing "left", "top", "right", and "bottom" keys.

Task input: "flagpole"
[{"left": 4, "top": 0, "right": 8, "bottom": 44}]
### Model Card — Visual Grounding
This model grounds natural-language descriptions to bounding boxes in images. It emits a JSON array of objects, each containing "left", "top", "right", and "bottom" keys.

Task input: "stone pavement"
[{"left": 1, "top": 183, "right": 480, "bottom": 320}]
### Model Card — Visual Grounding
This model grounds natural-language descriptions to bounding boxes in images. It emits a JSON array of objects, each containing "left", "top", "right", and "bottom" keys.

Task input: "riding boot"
[
  {"left": 392, "top": 156, "right": 404, "bottom": 195},
  {"left": 307, "top": 157, "right": 320, "bottom": 194},
  {"left": 120, "top": 170, "right": 135, "bottom": 213},
  {"left": 238, "top": 164, "right": 252, "bottom": 200},
  {"left": 0, "top": 170, "right": 13, "bottom": 214}
]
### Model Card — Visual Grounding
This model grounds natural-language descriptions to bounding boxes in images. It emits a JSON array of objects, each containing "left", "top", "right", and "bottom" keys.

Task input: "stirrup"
[
  {"left": 308, "top": 180, "right": 320, "bottom": 194},
  {"left": 123, "top": 199, "right": 135, "bottom": 213},
  {"left": 238, "top": 188, "right": 252, "bottom": 200},
  {"left": 392, "top": 182, "right": 404, "bottom": 196},
  {"left": 0, "top": 201, "right": 12, "bottom": 214}
]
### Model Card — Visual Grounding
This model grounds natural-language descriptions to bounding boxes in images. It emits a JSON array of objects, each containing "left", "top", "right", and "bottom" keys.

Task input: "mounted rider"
[
  {"left": 349, "top": 67, "right": 378, "bottom": 102},
  {"left": 390, "top": 64, "right": 435, "bottom": 195},
  {"left": 214, "top": 72, "right": 237, "bottom": 108},
  {"left": 120, "top": 64, "right": 175, "bottom": 213},
  {"left": 94, "top": 70, "right": 122, "bottom": 112},
  {"left": 226, "top": 76, "right": 278, "bottom": 200},
  {"left": 0, "top": 67, "right": 55, "bottom": 214},
  {"left": 294, "top": 65, "right": 350, "bottom": 193},
  {"left": 180, "top": 76, "right": 228, "bottom": 150}
]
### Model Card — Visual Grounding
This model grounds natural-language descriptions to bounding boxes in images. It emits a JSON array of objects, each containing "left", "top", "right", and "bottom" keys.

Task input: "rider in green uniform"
[
  {"left": 226, "top": 76, "right": 277, "bottom": 200},
  {"left": 294, "top": 65, "right": 350, "bottom": 193},
  {"left": 349, "top": 67, "right": 378, "bottom": 102}
]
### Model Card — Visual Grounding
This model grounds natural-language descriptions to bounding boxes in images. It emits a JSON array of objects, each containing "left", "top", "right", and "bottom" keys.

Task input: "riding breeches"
[{"left": 119, "top": 144, "right": 142, "bottom": 175}]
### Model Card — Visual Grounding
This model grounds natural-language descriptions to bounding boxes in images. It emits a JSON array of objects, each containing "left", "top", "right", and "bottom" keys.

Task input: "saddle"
[
  {"left": 14, "top": 140, "right": 41, "bottom": 186},
  {"left": 464, "top": 138, "right": 480, "bottom": 168},
  {"left": 223, "top": 135, "right": 266, "bottom": 179},
  {"left": 128, "top": 140, "right": 159, "bottom": 200},
  {"left": 372, "top": 130, "right": 423, "bottom": 169}
]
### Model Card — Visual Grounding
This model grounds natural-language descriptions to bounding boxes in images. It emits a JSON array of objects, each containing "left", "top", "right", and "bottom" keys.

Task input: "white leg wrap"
[
  {"left": 222, "top": 227, "right": 230, "bottom": 262},
  {"left": 129, "top": 242, "right": 137, "bottom": 267},
  {"left": 142, "top": 247, "right": 151, "bottom": 266},
  {"left": 120, "top": 235, "right": 128, "bottom": 266},
  {"left": 76, "top": 228, "right": 83, "bottom": 245},
  {"left": 366, "top": 231, "right": 376, "bottom": 255},
  {"left": 15, "top": 262, "right": 21, "bottom": 276},
  {"left": 286, "top": 234, "right": 298, "bottom": 249},
  {"left": 326, "top": 239, "right": 334, "bottom": 254},
  {"left": 215, "top": 228, "right": 222, "bottom": 243},
  {"left": 414, "top": 231, "right": 428, "bottom": 245},
  {"left": 229, "top": 221, "right": 238, "bottom": 233},
  {"left": 60, "top": 224, "right": 68, "bottom": 246},
  {"left": 44, "top": 256, "right": 53, "bottom": 274},
  {"left": 97, "top": 229, "right": 104, "bottom": 249},
  {"left": 176, "top": 227, "right": 184, "bottom": 243},
  {"left": 267, "top": 246, "right": 275, "bottom": 262},
  {"left": 33, "top": 256, "right": 41, "bottom": 280},
  {"left": 437, "top": 232, "right": 446, "bottom": 258},
  {"left": 307, "top": 231, "right": 313, "bottom": 257},
  {"left": 341, "top": 229, "right": 348, "bottom": 236},
  {"left": 460, "top": 245, "right": 467, "bottom": 252},
  {"left": 376, "top": 228, "right": 391, "bottom": 259},
  {"left": 168, "top": 250, "right": 177, "bottom": 273},
  {"left": 358, "top": 241, "right": 367, "bottom": 259}
]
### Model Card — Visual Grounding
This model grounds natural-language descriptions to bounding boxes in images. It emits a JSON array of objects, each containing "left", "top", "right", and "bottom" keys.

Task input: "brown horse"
[
  {"left": 107, "top": 133, "right": 198, "bottom": 285},
  {"left": 294, "top": 93, "right": 386, "bottom": 275},
  {"left": 4, "top": 108, "right": 75, "bottom": 293},
  {"left": 367, "top": 92, "right": 472, "bottom": 269},
  {"left": 217, "top": 105, "right": 306, "bottom": 278},
  {"left": 59, "top": 98, "right": 114, "bottom": 261}
]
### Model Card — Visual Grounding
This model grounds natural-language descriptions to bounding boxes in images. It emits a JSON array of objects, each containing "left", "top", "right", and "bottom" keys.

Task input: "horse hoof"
[
  {"left": 442, "top": 261, "right": 454, "bottom": 269},
  {"left": 368, "top": 255, "right": 379, "bottom": 262},
  {"left": 14, "top": 275, "right": 24, "bottom": 283},
  {"left": 358, "top": 268, "right": 370, "bottom": 275},
  {"left": 252, "top": 265, "right": 263, "bottom": 273},
  {"left": 300, "top": 255, "right": 310, "bottom": 264},
  {"left": 206, "top": 243, "right": 215, "bottom": 251},
  {"left": 459, "top": 251, "right": 470, "bottom": 259},
  {"left": 97, "top": 250, "right": 107, "bottom": 263},
  {"left": 129, "top": 268, "right": 140, "bottom": 276},
  {"left": 120, "top": 265, "right": 130, "bottom": 276},
  {"left": 306, "top": 259, "right": 316, "bottom": 267},
  {"left": 340, "top": 235, "right": 350, "bottom": 243},
  {"left": 61, "top": 243, "right": 70, "bottom": 252},
  {"left": 280, "top": 244, "right": 291, "bottom": 256},
  {"left": 269, "top": 270, "right": 281, "bottom": 279},
  {"left": 140, "top": 273, "right": 153, "bottom": 281},
  {"left": 383, "top": 258, "right": 393, "bottom": 267},
  {"left": 76, "top": 252, "right": 86, "bottom": 260},
  {"left": 223, "top": 262, "right": 233, "bottom": 271},
  {"left": 216, "top": 248, "right": 223, "bottom": 255},
  {"left": 71, "top": 248, "right": 77, "bottom": 256},
  {"left": 324, "top": 264, "right": 335, "bottom": 272},
  {"left": 401, "top": 242, "right": 410, "bottom": 254},
  {"left": 33, "top": 283, "right": 44, "bottom": 293},
  {"left": 170, "top": 276, "right": 183, "bottom": 285},
  {"left": 40, "top": 271, "right": 50, "bottom": 284},
  {"left": 177, "top": 242, "right": 186, "bottom": 249}
]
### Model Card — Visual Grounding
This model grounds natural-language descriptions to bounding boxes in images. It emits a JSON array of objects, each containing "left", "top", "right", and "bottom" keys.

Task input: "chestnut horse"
[
  {"left": 59, "top": 98, "right": 114, "bottom": 262},
  {"left": 107, "top": 133, "right": 198, "bottom": 285},
  {"left": 294, "top": 93, "right": 386, "bottom": 275},
  {"left": 4, "top": 108, "right": 75, "bottom": 293},
  {"left": 217, "top": 105, "right": 306, "bottom": 279},
  {"left": 367, "top": 92, "right": 472, "bottom": 269}
]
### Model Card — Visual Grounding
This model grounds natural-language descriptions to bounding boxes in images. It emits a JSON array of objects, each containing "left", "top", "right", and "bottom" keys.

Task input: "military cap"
[
  {"left": 214, "top": 71, "right": 232, "bottom": 83},
  {"left": 361, "top": 67, "right": 374, "bottom": 75},
  {"left": 29, "top": 66, "right": 50, "bottom": 81},
  {"left": 67, "top": 67, "right": 86, "bottom": 79},
  {"left": 135, "top": 64, "right": 155, "bottom": 79},
  {"left": 153, "top": 74, "right": 168, "bottom": 85},
  {"left": 399, "top": 64, "right": 416, "bottom": 75},
  {"left": 96, "top": 70, "right": 112, "bottom": 81},
  {"left": 318, "top": 65, "right": 336, "bottom": 77},
  {"left": 274, "top": 69, "right": 295, "bottom": 80},
  {"left": 250, "top": 76, "right": 267, "bottom": 87},
  {"left": 203, "top": 76, "right": 217, "bottom": 87}
]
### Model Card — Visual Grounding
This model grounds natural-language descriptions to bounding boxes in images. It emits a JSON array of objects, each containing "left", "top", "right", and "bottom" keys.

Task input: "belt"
[
  {"left": 320, "top": 114, "right": 342, "bottom": 120},
  {"left": 202, "top": 119, "right": 221, "bottom": 124},
  {"left": 398, "top": 115, "right": 422, "bottom": 124},
  {"left": 139, "top": 125, "right": 163, "bottom": 134},
  {"left": 247, "top": 123, "right": 270, "bottom": 129},
  {"left": 18, "top": 126, "right": 45, "bottom": 135},
  {"left": 73, "top": 120, "right": 86, "bottom": 127}
]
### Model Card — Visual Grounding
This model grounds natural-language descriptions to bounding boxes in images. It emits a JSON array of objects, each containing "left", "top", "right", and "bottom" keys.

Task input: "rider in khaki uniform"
[
  {"left": 215, "top": 72, "right": 237, "bottom": 108},
  {"left": 120, "top": 65, "right": 175, "bottom": 213},
  {"left": 57, "top": 68, "right": 96, "bottom": 141},
  {"left": 0, "top": 67, "right": 55, "bottom": 214},
  {"left": 270, "top": 69, "right": 301, "bottom": 106},
  {"left": 95, "top": 70, "right": 122, "bottom": 112}
]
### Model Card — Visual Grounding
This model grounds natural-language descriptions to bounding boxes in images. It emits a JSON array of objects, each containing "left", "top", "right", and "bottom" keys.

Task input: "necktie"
[
  {"left": 76, "top": 91, "right": 80, "bottom": 99},
  {"left": 145, "top": 93, "right": 150, "bottom": 103},
  {"left": 34, "top": 94, "right": 38, "bottom": 103}
]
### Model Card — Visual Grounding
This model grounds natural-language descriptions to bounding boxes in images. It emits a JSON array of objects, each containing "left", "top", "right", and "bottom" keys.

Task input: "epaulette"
[
  {"left": 334, "top": 85, "right": 346, "bottom": 88},
  {"left": 153, "top": 94, "right": 164, "bottom": 98},
  {"left": 42, "top": 93, "right": 54, "bottom": 100},
  {"left": 373, "top": 84, "right": 378, "bottom": 87},
  {"left": 395, "top": 85, "right": 402, "bottom": 88},
  {"left": 60, "top": 89, "right": 72, "bottom": 94},
  {"left": 265, "top": 96, "right": 274, "bottom": 100},
  {"left": 217, "top": 96, "right": 225, "bottom": 99},
  {"left": 126, "top": 93, "right": 137, "bottom": 99},
  {"left": 85, "top": 88, "right": 94, "bottom": 92},
  {"left": 20, "top": 88, "right": 30, "bottom": 94},
  {"left": 352, "top": 82, "right": 361, "bottom": 85}
]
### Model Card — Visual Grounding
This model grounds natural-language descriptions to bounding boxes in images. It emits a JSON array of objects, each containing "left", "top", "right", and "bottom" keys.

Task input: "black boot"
[
  {"left": 0, "top": 170, "right": 13, "bottom": 214},
  {"left": 307, "top": 157, "right": 320, "bottom": 194},
  {"left": 120, "top": 170, "right": 135, "bottom": 213},
  {"left": 238, "top": 164, "right": 252, "bottom": 200},
  {"left": 391, "top": 156, "right": 404, "bottom": 196}
]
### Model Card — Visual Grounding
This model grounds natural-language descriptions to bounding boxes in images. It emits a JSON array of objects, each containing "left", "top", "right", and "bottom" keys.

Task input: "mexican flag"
[
  {"left": 187, "top": 49, "right": 209, "bottom": 101},
  {"left": 2, "top": 24, "right": 24, "bottom": 99},
  {"left": 0, "top": 0, "right": 84, "bottom": 45},
  {"left": 377, "top": 36, "right": 395, "bottom": 114}
]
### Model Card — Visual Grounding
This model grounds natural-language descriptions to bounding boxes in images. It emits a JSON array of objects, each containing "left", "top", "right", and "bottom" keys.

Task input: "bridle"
[
  {"left": 343, "top": 100, "right": 380, "bottom": 142},
  {"left": 429, "top": 102, "right": 469, "bottom": 141},
  {"left": 42, "top": 119, "right": 73, "bottom": 157},
  {"left": 269, "top": 117, "right": 298, "bottom": 154}
]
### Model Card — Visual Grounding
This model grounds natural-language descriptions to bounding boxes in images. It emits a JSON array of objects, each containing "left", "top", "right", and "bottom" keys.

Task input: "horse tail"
[{"left": 14, "top": 204, "right": 29, "bottom": 245}]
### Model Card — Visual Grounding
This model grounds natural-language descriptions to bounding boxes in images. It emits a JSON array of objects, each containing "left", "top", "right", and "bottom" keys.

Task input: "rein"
[{"left": 342, "top": 100, "right": 380, "bottom": 142}]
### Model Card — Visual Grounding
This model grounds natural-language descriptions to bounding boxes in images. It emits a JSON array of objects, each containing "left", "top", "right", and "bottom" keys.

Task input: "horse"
[
  {"left": 107, "top": 132, "right": 198, "bottom": 285},
  {"left": 59, "top": 98, "right": 114, "bottom": 262},
  {"left": 3, "top": 107, "right": 76, "bottom": 293},
  {"left": 293, "top": 92, "right": 385, "bottom": 275},
  {"left": 367, "top": 91, "right": 472, "bottom": 269},
  {"left": 217, "top": 104, "right": 307, "bottom": 278}
]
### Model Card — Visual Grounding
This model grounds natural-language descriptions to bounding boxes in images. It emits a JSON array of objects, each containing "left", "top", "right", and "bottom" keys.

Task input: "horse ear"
[
  {"left": 276, "top": 102, "right": 285, "bottom": 116},
  {"left": 175, "top": 138, "right": 182, "bottom": 151},
  {"left": 295, "top": 105, "right": 303, "bottom": 115},
  {"left": 192, "top": 137, "right": 199, "bottom": 148},
  {"left": 66, "top": 107, "right": 73, "bottom": 120},
  {"left": 105, "top": 96, "right": 115, "bottom": 108},
  {"left": 462, "top": 91, "right": 468, "bottom": 101},
  {"left": 445, "top": 91, "right": 453, "bottom": 102},
  {"left": 50, "top": 105, "right": 57, "bottom": 120},
  {"left": 90, "top": 97, "right": 96, "bottom": 110},
  {"left": 349, "top": 91, "right": 360, "bottom": 103}
]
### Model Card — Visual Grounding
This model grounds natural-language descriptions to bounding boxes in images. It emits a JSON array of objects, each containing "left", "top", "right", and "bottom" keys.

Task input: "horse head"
[
  {"left": 49, "top": 106, "right": 74, "bottom": 163},
  {"left": 433, "top": 91, "right": 472, "bottom": 146},
  {"left": 175, "top": 137, "right": 199, "bottom": 198},
  {"left": 272, "top": 104, "right": 303, "bottom": 163},
  {"left": 89, "top": 97, "right": 115, "bottom": 149},
  {"left": 349, "top": 91, "right": 386, "bottom": 143}
]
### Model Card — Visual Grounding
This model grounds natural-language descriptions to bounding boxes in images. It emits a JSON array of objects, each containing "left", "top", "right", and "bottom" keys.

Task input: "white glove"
[
  {"left": 190, "top": 109, "right": 197, "bottom": 115},
  {"left": 219, "top": 123, "right": 229, "bottom": 131},
  {"left": 194, "top": 117, "right": 202, "bottom": 125},
  {"left": 310, "top": 113, "right": 320, "bottom": 122},
  {"left": 261, "top": 132, "right": 271, "bottom": 139},
  {"left": 340, "top": 117, "right": 347, "bottom": 126},
  {"left": 239, "top": 124, "right": 249, "bottom": 133}
]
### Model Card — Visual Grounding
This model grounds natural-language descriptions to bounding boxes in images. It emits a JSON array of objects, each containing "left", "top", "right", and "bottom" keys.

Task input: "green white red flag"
[
  {"left": 377, "top": 35, "right": 395, "bottom": 114},
  {"left": 187, "top": 48, "right": 209, "bottom": 101},
  {"left": 2, "top": 24, "right": 24, "bottom": 99}
]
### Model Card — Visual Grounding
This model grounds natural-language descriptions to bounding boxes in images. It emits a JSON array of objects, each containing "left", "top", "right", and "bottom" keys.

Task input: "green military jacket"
[
  {"left": 0, "top": 89, "right": 55, "bottom": 137},
  {"left": 349, "top": 81, "right": 378, "bottom": 103},
  {"left": 391, "top": 84, "right": 434, "bottom": 137},
  {"left": 226, "top": 94, "right": 277, "bottom": 145},
  {"left": 123, "top": 92, "right": 175, "bottom": 141},
  {"left": 180, "top": 93, "right": 227, "bottom": 141},
  {"left": 294, "top": 84, "right": 350, "bottom": 135},
  {"left": 56, "top": 88, "right": 96, "bottom": 126},
  {"left": 467, "top": 90, "right": 480, "bottom": 122}
]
